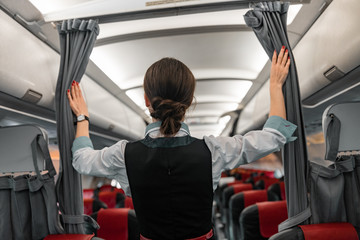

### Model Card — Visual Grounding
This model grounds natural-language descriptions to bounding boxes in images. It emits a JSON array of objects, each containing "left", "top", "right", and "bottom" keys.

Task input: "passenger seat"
[
  {"left": 240, "top": 200, "right": 287, "bottom": 240},
  {"left": 83, "top": 198, "right": 107, "bottom": 215},
  {"left": 91, "top": 208, "right": 139, "bottom": 240},
  {"left": 269, "top": 223, "right": 360, "bottom": 240},
  {"left": 98, "top": 191, "right": 125, "bottom": 208},
  {"left": 229, "top": 189, "right": 280, "bottom": 240}
]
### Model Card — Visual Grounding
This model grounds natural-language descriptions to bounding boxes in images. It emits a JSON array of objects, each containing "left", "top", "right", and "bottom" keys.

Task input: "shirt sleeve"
[
  {"left": 71, "top": 136, "right": 132, "bottom": 196},
  {"left": 204, "top": 116, "right": 297, "bottom": 191}
]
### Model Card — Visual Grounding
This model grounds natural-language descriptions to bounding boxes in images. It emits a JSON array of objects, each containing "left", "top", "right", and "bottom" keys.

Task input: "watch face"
[{"left": 77, "top": 115, "right": 85, "bottom": 121}]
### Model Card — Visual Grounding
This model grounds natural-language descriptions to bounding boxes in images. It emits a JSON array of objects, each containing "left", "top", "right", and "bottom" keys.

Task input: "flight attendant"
[{"left": 67, "top": 47, "right": 293, "bottom": 240}]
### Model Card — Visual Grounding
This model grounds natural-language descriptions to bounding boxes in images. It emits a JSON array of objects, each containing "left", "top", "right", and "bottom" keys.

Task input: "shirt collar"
[{"left": 145, "top": 121, "right": 190, "bottom": 137}]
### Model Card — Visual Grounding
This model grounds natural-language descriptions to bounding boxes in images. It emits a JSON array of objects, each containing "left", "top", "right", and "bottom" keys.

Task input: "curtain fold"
[
  {"left": 55, "top": 19, "right": 99, "bottom": 234},
  {"left": 244, "top": 1, "right": 309, "bottom": 228}
]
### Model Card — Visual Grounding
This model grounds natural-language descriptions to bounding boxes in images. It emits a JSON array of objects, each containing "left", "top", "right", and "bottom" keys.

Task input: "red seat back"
[
  {"left": 225, "top": 180, "right": 243, "bottom": 188},
  {"left": 97, "top": 208, "right": 129, "bottom": 240},
  {"left": 263, "top": 178, "right": 281, "bottom": 189},
  {"left": 83, "top": 189, "right": 94, "bottom": 199},
  {"left": 299, "top": 223, "right": 359, "bottom": 240},
  {"left": 257, "top": 200, "right": 287, "bottom": 238},
  {"left": 83, "top": 198, "right": 94, "bottom": 215},
  {"left": 243, "top": 190, "right": 268, "bottom": 207},
  {"left": 98, "top": 191, "right": 117, "bottom": 208},
  {"left": 233, "top": 183, "right": 253, "bottom": 194}
]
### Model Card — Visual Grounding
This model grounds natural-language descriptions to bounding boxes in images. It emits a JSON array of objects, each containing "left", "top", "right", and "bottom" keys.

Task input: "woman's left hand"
[{"left": 67, "top": 80, "right": 89, "bottom": 117}]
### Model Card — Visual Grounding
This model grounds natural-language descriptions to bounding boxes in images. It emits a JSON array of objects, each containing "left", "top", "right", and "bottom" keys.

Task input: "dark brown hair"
[{"left": 144, "top": 58, "right": 195, "bottom": 136}]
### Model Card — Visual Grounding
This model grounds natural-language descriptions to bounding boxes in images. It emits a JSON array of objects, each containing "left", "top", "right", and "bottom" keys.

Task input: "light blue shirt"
[{"left": 72, "top": 116, "right": 296, "bottom": 196}]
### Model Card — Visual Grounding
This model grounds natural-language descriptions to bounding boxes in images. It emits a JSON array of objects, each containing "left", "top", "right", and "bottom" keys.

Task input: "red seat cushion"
[
  {"left": 83, "top": 198, "right": 94, "bottom": 215},
  {"left": 257, "top": 200, "right": 287, "bottom": 238},
  {"left": 299, "top": 223, "right": 359, "bottom": 240},
  {"left": 98, "top": 191, "right": 117, "bottom": 208},
  {"left": 97, "top": 208, "right": 129, "bottom": 240},
  {"left": 233, "top": 183, "right": 253, "bottom": 194},
  {"left": 44, "top": 234, "right": 94, "bottom": 240},
  {"left": 243, "top": 190, "right": 268, "bottom": 207}
]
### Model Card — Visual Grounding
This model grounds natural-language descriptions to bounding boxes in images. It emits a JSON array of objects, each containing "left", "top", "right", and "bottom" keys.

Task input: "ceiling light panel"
[
  {"left": 90, "top": 31, "right": 268, "bottom": 89},
  {"left": 30, "top": 0, "right": 301, "bottom": 25},
  {"left": 98, "top": 4, "right": 301, "bottom": 39},
  {"left": 30, "top": 0, "right": 237, "bottom": 21},
  {"left": 195, "top": 80, "right": 252, "bottom": 103},
  {"left": 187, "top": 103, "right": 239, "bottom": 118},
  {"left": 98, "top": 10, "right": 248, "bottom": 39}
]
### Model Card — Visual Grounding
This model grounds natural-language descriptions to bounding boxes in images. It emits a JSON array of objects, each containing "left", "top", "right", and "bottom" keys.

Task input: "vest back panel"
[{"left": 125, "top": 135, "right": 213, "bottom": 240}]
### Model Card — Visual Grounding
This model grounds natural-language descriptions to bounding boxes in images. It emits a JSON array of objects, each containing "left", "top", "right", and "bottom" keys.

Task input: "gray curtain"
[
  {"left": 55, "top": 19, "right": 99, "bottom": 233},
  {"left": 244, "top": 2, "right": 309, "bottom": 230}
]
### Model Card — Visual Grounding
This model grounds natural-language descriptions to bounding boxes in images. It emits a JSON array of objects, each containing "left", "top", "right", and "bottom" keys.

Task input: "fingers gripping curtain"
[
  {"left": 244, "top": 2, "right": 309, "bottom": 229},
  {"left": 55, "top": 19, "right": 99, "bottom": 233}
]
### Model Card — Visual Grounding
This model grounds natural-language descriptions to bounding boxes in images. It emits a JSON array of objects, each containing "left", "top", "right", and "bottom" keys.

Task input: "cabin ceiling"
[{"left": 0, "top": 0, "right": 328, "bottom": 138}]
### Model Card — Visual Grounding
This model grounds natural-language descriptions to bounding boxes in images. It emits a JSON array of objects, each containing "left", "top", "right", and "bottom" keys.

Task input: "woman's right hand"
[
  {"left": 268, "top": 46, "right": 291, "bottom": 119},
  {"left": 270, "top": 46, "right": 291, "bottom": 88}
]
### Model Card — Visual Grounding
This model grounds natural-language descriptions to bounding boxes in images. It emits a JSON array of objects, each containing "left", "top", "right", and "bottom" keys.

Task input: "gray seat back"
[
  {"left": 0, "top": 125, "right": 48, "bottom": 173},
  {"left": 322, "top": 101, "right": 360, "bottom": 155}
]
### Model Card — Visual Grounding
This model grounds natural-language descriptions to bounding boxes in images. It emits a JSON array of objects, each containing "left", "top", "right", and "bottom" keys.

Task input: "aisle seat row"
[{"left": 81, "top": 185, "right": 139, "bottom": 239}]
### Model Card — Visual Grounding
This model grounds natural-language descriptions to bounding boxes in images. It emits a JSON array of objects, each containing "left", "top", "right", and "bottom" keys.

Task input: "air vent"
[
  {"left": 22, "top": 89, "right": 42, "bottom": 103},
  {"left": 324, "top": 66, "right": 345, "bottom": 82}
]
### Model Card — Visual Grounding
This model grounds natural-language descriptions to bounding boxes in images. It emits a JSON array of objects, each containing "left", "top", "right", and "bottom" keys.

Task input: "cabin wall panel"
[
  {"left": 0, "top": 11, "right": 59, "bottom": 109},
  {"left": 294, "top": 0, "right": 360, "bottom": 100}
]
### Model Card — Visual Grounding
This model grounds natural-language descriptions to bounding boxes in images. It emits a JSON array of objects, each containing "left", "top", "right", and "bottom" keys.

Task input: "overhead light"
[
  {"left": 98, "top": 9, "right": 248, "bottom": 39},
  {"left": 30, "top": 0, "right": 302, "bottom": 26}
]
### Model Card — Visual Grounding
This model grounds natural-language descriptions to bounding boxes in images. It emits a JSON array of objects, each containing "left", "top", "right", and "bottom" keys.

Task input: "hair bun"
[{"left": 151, "top": 97, "right": 186, "bottom": 136}]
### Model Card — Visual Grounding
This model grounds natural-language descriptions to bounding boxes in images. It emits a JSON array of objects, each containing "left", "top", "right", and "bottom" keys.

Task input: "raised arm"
[
  {"left": 67, "top": 81, "right": 90, "bottom": 138},
  {"left": 269, "top": 46, "right": 290, "bottom": 119}
]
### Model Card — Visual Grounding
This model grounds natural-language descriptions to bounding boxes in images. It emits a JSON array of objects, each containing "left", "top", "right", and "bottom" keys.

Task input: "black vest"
[{"left": 125, "top": 135, "right": 213, "bottom": 240}]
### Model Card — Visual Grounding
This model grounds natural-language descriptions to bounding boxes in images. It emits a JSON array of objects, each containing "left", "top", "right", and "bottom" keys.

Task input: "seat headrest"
[
  {"left": 322, "top": 102, "right": 360, "bottom": 159},
  {"left": 233, "top": 183, "right": 253, "bottom": 194},
  {"left": 243, "top": 190, "right": 268, "bottom": 207},
  {"left": 299, "top": 223, "right": 358, "bottom": 240},
  {"left": 98, "top": 191, "right": 118, "bottom": 208}
]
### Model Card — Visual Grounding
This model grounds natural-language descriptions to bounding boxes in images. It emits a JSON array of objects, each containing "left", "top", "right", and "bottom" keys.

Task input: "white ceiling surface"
[
  {"left": 26, "top": 0, "right": 303, "bottom": 137},
  {"left": 90, "top": 32, "right": 268, "bottom": 89},
  {"left": 29, "top": 0, "right": 302, "bottom": 25},
  {"left": 90, "top": 32, "right": 265, "bottom": 137},
  {"left": 29, "top": 0, "right": 237, "bottom": 21}
]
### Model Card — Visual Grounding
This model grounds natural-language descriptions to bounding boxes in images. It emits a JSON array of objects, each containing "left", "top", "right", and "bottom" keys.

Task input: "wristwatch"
[{"left": 77, "top": 114, "right": 89, "bottom": 123}]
